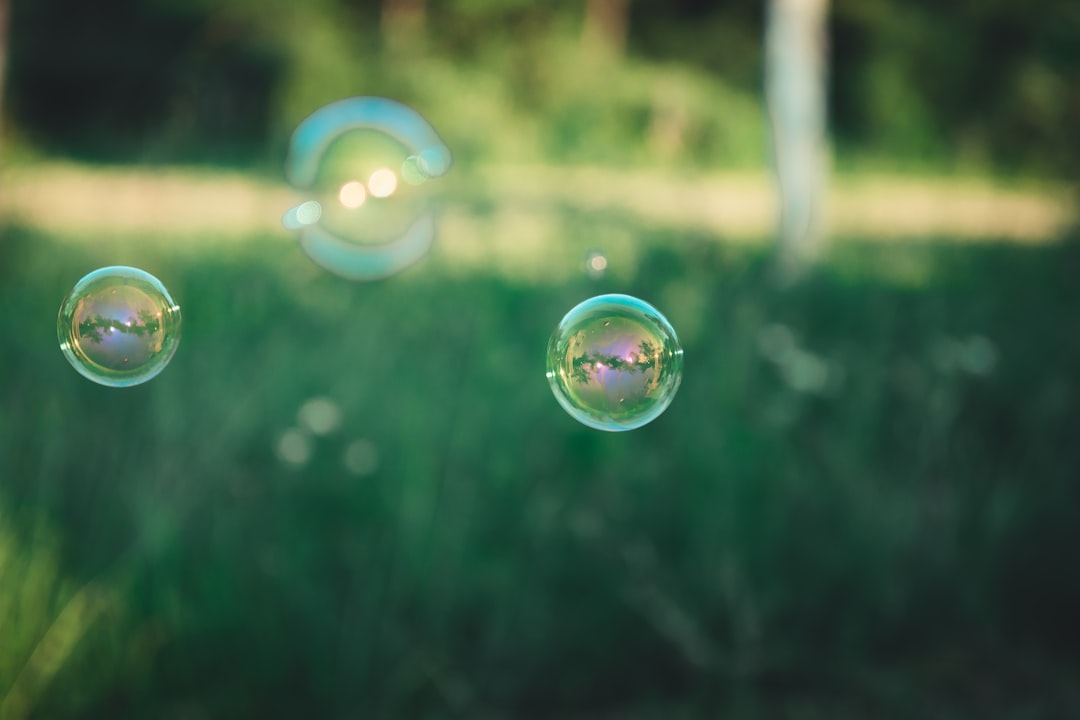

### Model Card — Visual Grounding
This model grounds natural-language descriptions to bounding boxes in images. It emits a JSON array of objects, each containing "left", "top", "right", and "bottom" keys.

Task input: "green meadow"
[{"left": 2, "top": 205, "right": 1079, "bottom": 716}]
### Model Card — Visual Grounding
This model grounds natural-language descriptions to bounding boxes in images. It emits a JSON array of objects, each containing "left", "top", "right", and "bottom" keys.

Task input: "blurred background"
[{"left": 1, "top": 0, "right": 1079, "bottom": 717}]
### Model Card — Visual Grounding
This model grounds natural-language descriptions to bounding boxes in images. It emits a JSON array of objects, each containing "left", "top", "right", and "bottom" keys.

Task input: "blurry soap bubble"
[
  {"left": 343, "top": 439, "right": 379, "bottom": 476},
  {"left": 931, "top": 337, "right": 962, "bottom": 373},
  {"left": 547, "top": 294, "right": 683, "bottom": 432},
  {"left": 298, "top": 397, "right": 343, "bottom": 436},
  {"left": 756, "top": 323, "right": 796, "bottom": 364},
  {"left": 958, "top": 335, "right": 997, "bottom": 376},
  {"left": 277, "top": 428, "right": 313, "bottom": 466},
  {"left": 57, "top": 266, "right": 182, "bottom": 387},
  {"left": 585, "top": 250, "right": 609, "bottom": 280},
  {"left": 931, "top": 334, "right": 997, "bottom": 377},
  {"left": 283, "top": 96, "right": 452, "bottom": 281},
  {"left": 756, "top": 323, "right": 831, "bottom": 394},
  {"left": 779, "top": 347, "right": 830, "bottom": 393}
]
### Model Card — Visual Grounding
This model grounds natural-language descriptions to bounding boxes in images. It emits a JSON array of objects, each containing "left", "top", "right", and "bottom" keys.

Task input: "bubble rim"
[
  {"left": 57, "top": 266, "right": 182, "bottom": 388},
  {"left": 546, "top": 293, "right": 683, "bottom": 432},
  {"left": 286, "top": 96, "right": 452, "bottom": 189}
]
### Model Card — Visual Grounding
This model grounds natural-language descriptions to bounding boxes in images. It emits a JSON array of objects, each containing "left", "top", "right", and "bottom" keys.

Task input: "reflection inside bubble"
[{"left": 74, "top": 288, "right": 165, "bottom": 369}]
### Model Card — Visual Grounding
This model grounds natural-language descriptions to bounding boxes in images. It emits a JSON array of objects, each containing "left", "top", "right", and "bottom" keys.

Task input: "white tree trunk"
[
  {"left": 765, "top": 0, "right": 829, "bottom": 273},
  {"left": 382, "top": 0, "right": 426, "bottom": 55},
  {"left": 582, "top": 0, "right": 629, "bottom": 57},
  {"left": 0, "top": 0, "right": 9, "bottom": 166}
]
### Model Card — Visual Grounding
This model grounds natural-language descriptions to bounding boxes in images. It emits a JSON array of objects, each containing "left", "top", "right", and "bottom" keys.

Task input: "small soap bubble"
[
  {"left": 283, "top": 96, "right": 452, "bottom": 281},
  {"left": 57, "top": 266, "right": 182, "bottom": 387},
  {"left": 585, "top": 250, "right": 609, "bottom": 280},
  {"left": 547, "top": 294, "right": 683, "bottom": 431}
]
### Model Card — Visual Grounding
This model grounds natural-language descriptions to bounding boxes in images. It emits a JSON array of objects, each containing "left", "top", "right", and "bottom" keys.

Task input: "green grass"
[{"left": 1, "top": 213, "right": 1079, "bottom": 718}]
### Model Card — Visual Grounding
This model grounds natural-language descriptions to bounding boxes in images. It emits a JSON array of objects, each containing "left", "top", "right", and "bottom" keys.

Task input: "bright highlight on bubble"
[
  {"left": 282, "top": 200, "right": 323, "bottom": 230},
  {"left": 367, "top": 168, "right": 398, "bottom": 198},
  {"left": 547, "top": 294, "right": 683, "bottom": 432},
  {"left": 338, "top": 181, "right": 367, "bottom": 208},
  {"left": 57, "top": 266, "right": 182, "bottom": 387},
  {"left": 282, "top": 96, "right": 452, "bottom": 282}
]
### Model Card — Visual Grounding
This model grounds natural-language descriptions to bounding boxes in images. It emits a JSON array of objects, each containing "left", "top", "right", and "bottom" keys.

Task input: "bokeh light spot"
[
  {"left": 343, "top": 439, "right": 379, "bottom": 476},
  {"left": 298, "top": 397, "right": 343, "bottom": 436},
  {"left": 338, "top": 181, "right": 367, "bottom": 209},
  {"left": 297, "top": 200, "right": 323, "bottom": 225},
  {"left": 586, "top": 251, "right": 609, "bottom": 279},
  {"left": 277, "top": 428, "right": 313, "bottom": 466},
  {"left": 367, "top": 168, "right": 398, "bottom": 198}
]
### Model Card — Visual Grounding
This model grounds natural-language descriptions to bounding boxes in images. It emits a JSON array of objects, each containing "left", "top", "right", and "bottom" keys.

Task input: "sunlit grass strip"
[
  {"left": 1, "top": 162, "right": 1074, "bottom": 243},
  {"left": 0, "top": 584, "right": 113, "bottom": 720}
]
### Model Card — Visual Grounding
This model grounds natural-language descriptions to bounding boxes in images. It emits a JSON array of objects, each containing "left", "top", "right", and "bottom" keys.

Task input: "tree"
[
  {"left": 0, "top": 0, "right": 9, "bottom": 163},
  {"left": 382, "top": 0, "right": 426, "bottom": 54},
  {"left": 765, "top": 0, "right": 829, "bottom": 275},
  {"left": 582, "top": 0, "right": 629, "bottom": 57}
]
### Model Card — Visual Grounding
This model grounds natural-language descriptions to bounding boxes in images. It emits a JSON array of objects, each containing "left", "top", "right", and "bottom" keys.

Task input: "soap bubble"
[
  {"left": 585, "top": 250, "right": 609, "bottom": 279},
  {"left": 547, "top": 294, "right": 683, "bottom": 431},
  {"left": 282, "top": 96, "right": 452, "bottom": 281},
  {"left": 57, "top": 266, "right": 182, "bottom": 387}
]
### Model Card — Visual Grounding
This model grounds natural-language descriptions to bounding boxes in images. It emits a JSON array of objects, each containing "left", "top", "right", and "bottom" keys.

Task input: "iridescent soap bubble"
[
  {"left": 282, "top": 96, "right": 452, "bottom": 281},
  {"left": 547, "top": 294, "right": 683, "bottom": 431},
  {"left": 57, "top": 266, "right": 182, "bottom": 387}
]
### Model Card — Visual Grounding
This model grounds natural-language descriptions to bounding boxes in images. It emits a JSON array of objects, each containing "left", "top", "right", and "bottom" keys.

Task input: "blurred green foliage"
[
  {"left": 0, "top": 515, "right": 129, "bottom": 719},
  {"left": 6, "top": 0, "right": 1080, "bottom": 176},
  {"left": 1, "top": 212, "right": 1079, "bottom": 715}
]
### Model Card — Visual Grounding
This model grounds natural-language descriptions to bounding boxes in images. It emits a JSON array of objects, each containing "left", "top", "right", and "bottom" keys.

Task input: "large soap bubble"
[
  {"left": 547, "top": 294, "right": 683, "bottom": 431},
  {"left": 282, "top": 97, "right": 452, "bottom": 281},
  {"left": 57, "top": 266, "right": 182, "bottom": 387}
]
